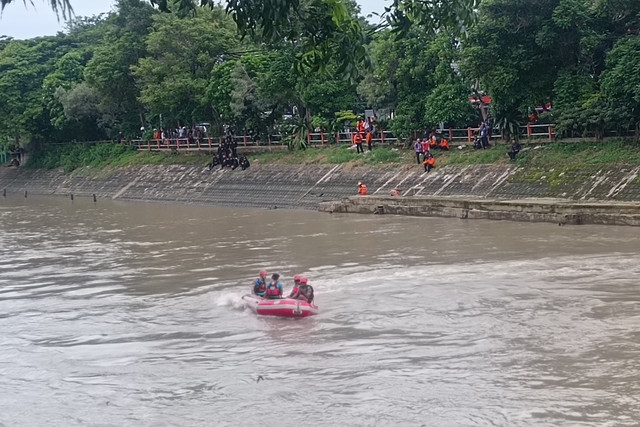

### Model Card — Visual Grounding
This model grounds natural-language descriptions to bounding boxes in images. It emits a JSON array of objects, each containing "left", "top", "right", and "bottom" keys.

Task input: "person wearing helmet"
[
  {"left": 287, "top": 275, "right": 302, "bottom": 298},
  {"left": 265, "top": 273, "right": 284, "bottom": 299},
  {"left": 253, "top": 270, "right": 268, "bottom": 296},
  {"left": 358, "top": 182, "right": 367, "bottom": 196},
  {"left": 291, "top": 277, "right": 314, "bottom": 304}
]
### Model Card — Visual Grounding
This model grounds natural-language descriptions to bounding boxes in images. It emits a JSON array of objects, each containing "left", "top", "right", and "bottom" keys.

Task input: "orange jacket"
[
  {"left": 358, "top": 184, "right": 368, "bottom": 195},
  {"left": 366, "top": 132, "right": 372, "bottom": 143},
  {"left": 429, "top": 137, "right": 438, "bottom": 148},
  {"left": 439, "top": 139, "right": 449, "bottom": 149},
  {"left": 424, "top": 157, "right": 436, "bottom": 167},
  {"left": 353, "top": 133, "right": 363, "bottom": 144}
]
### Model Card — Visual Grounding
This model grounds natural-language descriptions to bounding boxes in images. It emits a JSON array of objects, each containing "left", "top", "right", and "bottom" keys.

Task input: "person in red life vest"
[
  {"left": 356, "top": 117, "right": 365, "bottom": 134},
  {"left": 252, "top": 270, "right": 268, "bottom": 297},
  {"left": 265, "top": 273, "right": 284, "bottom": 299},
  {"left": 353, "top": 132, "right": 364, "bottom": 153},
  {"left": 420, "top": 138, "right": 430, "bottom": 159},
  {"left": 291, "top": 277, "right": 314, "bottom": 303},
  {"left": 287, "top": 275, "right": 302, "bottom": 298},
  {"left": 423, "top": 152, "right": 436, "bottom": 173},
  {"left": 357, "top": 181, "right": 367, "bottom": 195},
  {"left": 366, "top": 131, "right": 373, "bottom": 151},
  {"left": 438, "top": 138, "right": 450, "bottom": 151}
]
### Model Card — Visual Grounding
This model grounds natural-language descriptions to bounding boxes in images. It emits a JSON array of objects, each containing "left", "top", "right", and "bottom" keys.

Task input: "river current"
[{"left": 0, "top": 195, "right": 639, "bottom": 426}]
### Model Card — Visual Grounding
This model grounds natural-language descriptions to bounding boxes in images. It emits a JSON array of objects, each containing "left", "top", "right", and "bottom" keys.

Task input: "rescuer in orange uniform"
[
  {"left": 358, "top": 182, "right": 368, "bottom": 195},
  {"left": 423, "top": 153, "right": 436, "bottom": 173}
]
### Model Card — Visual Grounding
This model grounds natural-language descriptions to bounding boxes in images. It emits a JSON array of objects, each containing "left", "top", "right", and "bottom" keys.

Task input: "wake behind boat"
[{"left": 242, "top": 294, "right": 319, "bottom": 318}]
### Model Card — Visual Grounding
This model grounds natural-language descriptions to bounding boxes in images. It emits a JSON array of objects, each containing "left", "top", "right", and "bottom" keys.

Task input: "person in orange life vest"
[
  {"left": 291, "top": 277, "right": 314, "bottom": 303},
  {"left": 353, "top": 132, "right": 364, "bottom": 153},
  {"left": 357, "top": 181, "right": 367, "bottom": 195},
  {"left": 287, "top": 275, "right": 302, "bottom": 298},
  {"left": 428, "top": 132, "right": 438, "bottom": 149},
  {"left": 438, "top": 138, "right": 450, "bottom": 151},
  {"left": 265, "top": 273, "right": 283, "bottom": 299},
  {"left": 356, "top": 117, "right": 365, "bottom": 133},
  {"left": 423, "top": 152, "right": 436, "bottom": 173},
  {"left": 366, "top": 131, "right": 373, "bottom": 151},
  {"left": 253, "top": 270, "right": 268, "bottom": 296}
]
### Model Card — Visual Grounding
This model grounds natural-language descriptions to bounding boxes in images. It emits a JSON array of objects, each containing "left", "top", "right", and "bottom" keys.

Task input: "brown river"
[{"left": 1, "top": 195, "right": 639, "bottom": 426}]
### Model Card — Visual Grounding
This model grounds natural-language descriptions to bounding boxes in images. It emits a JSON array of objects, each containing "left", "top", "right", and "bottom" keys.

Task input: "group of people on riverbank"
[
  {"left": 412, "top": 131, "right": 450, "bottom": 173},
  {"left": 153, "top": 126, "right": 206, "bottom": 145},
  {"left": 207, "top": 127, "right": 250, "bottom": 171},
  {"left": 252, "top": 270, "right": 315, "bottom": 304},
  {"left": 350, "top": 117, "right": 377, "bottom": 154}
]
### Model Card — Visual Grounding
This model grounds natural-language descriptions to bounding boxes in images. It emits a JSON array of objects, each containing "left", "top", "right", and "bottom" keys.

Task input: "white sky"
[{"left": 0, "top": 0, "right": 390, "bottom": 39}]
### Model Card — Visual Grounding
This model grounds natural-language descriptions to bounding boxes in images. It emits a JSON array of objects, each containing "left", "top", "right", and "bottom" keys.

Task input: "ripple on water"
[{"left": 1, "top": 200, "right": 640, "bottom": 426}]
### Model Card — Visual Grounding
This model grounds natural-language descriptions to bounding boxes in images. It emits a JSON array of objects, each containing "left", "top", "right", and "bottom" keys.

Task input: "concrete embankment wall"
[{"left": 1, "top": 162, "right": 640, "bottom": 225}]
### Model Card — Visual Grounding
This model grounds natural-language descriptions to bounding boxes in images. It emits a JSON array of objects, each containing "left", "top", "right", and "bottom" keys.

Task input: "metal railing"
[{"left": 38, "top": 124, "right": 638, "bottom": 154}]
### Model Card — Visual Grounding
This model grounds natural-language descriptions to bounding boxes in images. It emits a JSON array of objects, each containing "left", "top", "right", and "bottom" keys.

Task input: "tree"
[
  {"left": 0, "top": 36, "right": 70, "bottom": 146},
  {"left": 2, "top": 0, "right": 482, "bottom": 82},
  {"left": 43, "top": 50, "right": 88, "bottom": 130},
  {"left": 84, "top": 0, "right": 156, "bottom": 136},
  {"left": 600, "top": 35, "right": 640, "bottom": 140},
  {"left": 55, "top": 82, "right": 110, "bottom": 140},
  {"left": 359, "top": 29, "right": 474, "bottom": 138},
  {"left": 132, "top": 7, "right": 239, "bottom": 128},
  {"left": 0, "top": 0, "right": 72, "bottom": 18}
]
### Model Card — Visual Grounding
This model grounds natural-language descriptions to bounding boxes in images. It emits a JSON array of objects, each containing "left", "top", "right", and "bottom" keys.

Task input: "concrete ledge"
[{"left": 319, "top": 196, "right": 640, "bottom": 226}]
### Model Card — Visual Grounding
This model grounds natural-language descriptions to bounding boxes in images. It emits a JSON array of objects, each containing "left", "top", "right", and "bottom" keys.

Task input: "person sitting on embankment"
[
  {"left": 358, "top": 182, "right": 368, "bottom": 195},
  {"left": 508, "top": 141, "right": 522, "bottom": 160},
  {"left": 423, "top": 152, "right": 436, "bottom": 173}
]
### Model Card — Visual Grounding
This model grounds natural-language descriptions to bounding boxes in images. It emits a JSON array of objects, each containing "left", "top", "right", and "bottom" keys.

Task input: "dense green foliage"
[{"left": 1, "top": 0, "right": 640, "bottom": 157}]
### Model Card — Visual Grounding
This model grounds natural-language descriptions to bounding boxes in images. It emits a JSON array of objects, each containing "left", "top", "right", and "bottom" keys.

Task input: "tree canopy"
[{"left": 1, "top": 0, "right": 639, "bottom": 148}]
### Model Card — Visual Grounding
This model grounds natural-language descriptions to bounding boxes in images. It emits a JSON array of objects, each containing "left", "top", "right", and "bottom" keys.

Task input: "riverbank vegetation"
[
  {"left": 26, "top": 138, "right": 640, "bottom": 174},
  {"left": 1, "top": 0, "right": 640, "bottom": 157}
]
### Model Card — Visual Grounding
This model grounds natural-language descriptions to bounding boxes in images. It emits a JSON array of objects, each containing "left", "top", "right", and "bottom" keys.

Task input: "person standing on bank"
[
  {"left": 413, "top": 138, "right": 424, "bottom": 164},
  {"left": 353, "top": 132, "right": 364, "bottom": 154}
]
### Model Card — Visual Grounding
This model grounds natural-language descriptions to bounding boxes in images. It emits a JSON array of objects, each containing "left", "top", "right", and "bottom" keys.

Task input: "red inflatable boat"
[{"left": 242, "top": 295, "right": 319, "bottom": 318}]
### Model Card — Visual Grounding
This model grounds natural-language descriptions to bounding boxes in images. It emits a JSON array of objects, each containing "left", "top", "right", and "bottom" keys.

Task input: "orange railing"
[{"left": 55, "top": 124, "right": 638, "bottom": 152}]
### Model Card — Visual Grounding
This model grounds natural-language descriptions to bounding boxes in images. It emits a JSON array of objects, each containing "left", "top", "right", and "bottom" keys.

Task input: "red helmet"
[
  {"left": 259, "top": 270, "right": 267, "bottom": 276},
  {"left": 301, "top": 277, "right": 308, "bottom": 284},
  {"left": 294, "top": 275, "right": 301, "bottom": 282}
]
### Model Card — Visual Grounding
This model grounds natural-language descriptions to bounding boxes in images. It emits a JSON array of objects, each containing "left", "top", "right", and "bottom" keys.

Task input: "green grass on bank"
[{"left": 25, "top": 139, "right": 640, "bottom": 173}]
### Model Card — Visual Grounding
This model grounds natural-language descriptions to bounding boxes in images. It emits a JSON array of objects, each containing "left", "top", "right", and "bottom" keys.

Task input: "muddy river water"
[{"left": 1, "top": 195, "right": 639, "bottom": 426}]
